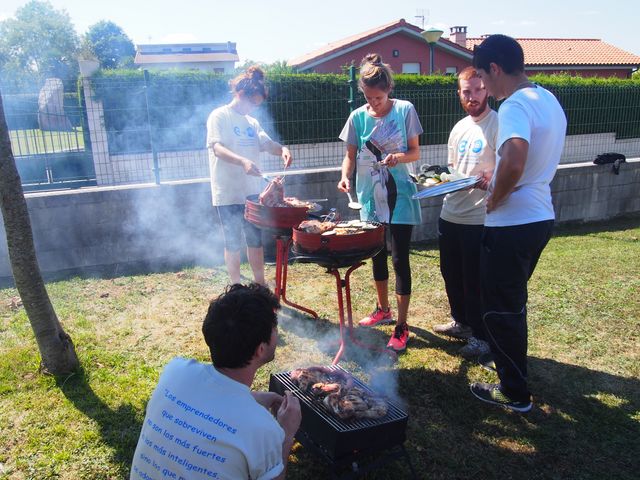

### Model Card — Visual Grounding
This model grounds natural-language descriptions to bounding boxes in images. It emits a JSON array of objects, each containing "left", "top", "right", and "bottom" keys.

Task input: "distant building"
[
  {"left": 134, "top": 43, "right": 239, "bottom": 73},
  {"left": 289, "top": 19, "right": 471, "bottom": 76},
  {"left": 290, "top": 20, "right": 640, "bottom": 78}
]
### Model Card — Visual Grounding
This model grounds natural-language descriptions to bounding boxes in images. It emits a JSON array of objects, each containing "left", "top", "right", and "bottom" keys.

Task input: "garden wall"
[{"left": 1, "top": 159, "right": 638, "bottom": 284}]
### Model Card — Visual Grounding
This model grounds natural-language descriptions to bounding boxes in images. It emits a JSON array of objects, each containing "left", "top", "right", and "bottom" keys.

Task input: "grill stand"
[
  {"left": 327, "top": 263, "right": 397, "bottom": 364},
  {"left": 295, "top": 428, "right": 418, "bottom": 480},
  {"left": 273, "top": 235, "right": 318, "bottom": 318}
]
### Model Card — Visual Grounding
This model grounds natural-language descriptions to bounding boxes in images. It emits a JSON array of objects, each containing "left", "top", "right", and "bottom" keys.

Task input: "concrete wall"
[{"left": 1, "top": 159, "right": 638, "bottom": 283}]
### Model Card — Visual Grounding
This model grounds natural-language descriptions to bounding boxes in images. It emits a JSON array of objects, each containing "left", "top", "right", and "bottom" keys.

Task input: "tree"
[
  {"left": 235, "top": 59, "right": 295, "bottom": 75},
  {"left": 0, "top": 1, "right": 79, "bottom": 89},
  {"left": 0, "top": 90, "right": 79, "bottom": 375},
  {"left": 83, "top": 20, "right": 135, "bottom": 69}
]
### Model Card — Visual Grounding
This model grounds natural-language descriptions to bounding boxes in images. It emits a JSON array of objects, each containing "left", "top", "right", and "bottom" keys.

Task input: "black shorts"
[{"left": 216, "top": 204, "right": 263, "bottom": 251}]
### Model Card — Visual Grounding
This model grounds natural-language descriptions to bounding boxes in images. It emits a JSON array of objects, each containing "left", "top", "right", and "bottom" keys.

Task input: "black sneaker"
[
  {"left": 478, "top": 352, "right": 496, "bottom": 372},
  {"left": 469, "top": 382, "right": 532, "bottom": 413}
]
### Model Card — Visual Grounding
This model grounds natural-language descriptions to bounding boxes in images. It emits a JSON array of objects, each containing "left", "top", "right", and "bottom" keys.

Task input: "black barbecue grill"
[{"left": 270, "top": 365, "right": 417, "bottom": 479}]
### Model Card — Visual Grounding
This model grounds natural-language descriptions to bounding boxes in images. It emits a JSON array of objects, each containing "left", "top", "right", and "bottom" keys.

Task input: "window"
[
  {"left": 445, "top": 66, "right": 458, "bottom": 75},
  {"left": 182, "top": 47, "right": 192, "bottom": 52},
  {"left": 213, "top": 68, "right": 224, "bottom": 73},
  {"left": 392, "top": 49, "right": 400, "bottom": 57},
  {"left": 402, "top": 63, "right": 420, "bottom": 74}
]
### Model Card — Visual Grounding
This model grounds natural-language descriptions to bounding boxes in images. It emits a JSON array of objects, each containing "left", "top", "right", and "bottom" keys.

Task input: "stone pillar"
[{"left": 79, "top": 59, "right": 114, "bottom": 185}]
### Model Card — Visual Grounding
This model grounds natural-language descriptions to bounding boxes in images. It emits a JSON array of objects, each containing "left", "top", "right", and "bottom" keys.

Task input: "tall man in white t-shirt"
[
  {"left": 130, "top": 284, "right": 301, "bottom": 480},
  {"left": 433, "top": 66, "right": 498, "bottom": 359},
  {"left": 469, "top": 35, "right": 567, "bottom": 413}
]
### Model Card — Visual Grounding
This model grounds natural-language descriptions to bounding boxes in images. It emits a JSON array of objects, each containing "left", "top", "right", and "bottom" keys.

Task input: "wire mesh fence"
[{"left": 2, "top": 73, "right": 640, "bottom": 189}]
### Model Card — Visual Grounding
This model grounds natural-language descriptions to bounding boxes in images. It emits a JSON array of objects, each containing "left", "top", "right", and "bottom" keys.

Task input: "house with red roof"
[{"left": 289, "top": 20, "right": 640, "bottom": 78}]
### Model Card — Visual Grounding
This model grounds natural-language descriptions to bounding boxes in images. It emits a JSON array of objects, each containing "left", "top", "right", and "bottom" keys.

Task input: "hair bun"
[
  {"left": 364, "top": 53, "right": 383, "bottom": 66},
  {"left": 246, "top": 66, "right": 265, "bottom": 81}
]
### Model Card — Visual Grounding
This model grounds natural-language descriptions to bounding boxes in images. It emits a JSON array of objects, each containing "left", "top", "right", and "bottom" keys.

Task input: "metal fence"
[
  {"left": 3, "top": 71, "right": 640, "bottom": 190},
  {"left": 1, "top": 82, "right": 96, "bottom": 190}
]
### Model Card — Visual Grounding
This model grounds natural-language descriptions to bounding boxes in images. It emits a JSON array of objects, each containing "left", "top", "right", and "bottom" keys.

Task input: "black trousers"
[
  {"left": 480, "top": 220, "right": 554, "bottom": 402},
  {"left": 438, "top": 218, "right": 485, "bottom": 340},
  {"left": 372, "top": 224, "right": 413, "bottom": 296}
]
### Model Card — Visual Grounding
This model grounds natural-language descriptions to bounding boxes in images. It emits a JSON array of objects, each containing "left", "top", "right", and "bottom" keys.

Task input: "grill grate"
[{"left": 269, "top": 365, "right": 408, "bottom": 461}]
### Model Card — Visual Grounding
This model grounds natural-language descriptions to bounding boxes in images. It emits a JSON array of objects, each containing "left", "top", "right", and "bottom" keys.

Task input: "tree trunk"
[{"left": 0, "top": 90, "right": 79, "bottom": 375}]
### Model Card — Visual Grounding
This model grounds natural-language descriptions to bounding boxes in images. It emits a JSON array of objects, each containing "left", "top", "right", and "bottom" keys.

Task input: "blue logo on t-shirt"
[
  {"left": 458, "top": 140, "right": 468, "bottom": 153},
  {"left": 246, "top": 127, "right": 255, "bottom": 138},
  {"left": 233, "top": 126, "right": 242, "bottom": 136},
  {"left": 472, "top": 139, "right": 483, "bottom": 153}
]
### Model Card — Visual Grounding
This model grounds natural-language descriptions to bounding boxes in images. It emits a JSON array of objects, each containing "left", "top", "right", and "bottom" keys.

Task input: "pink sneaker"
[
  {"left": 387, "top": 323, "right": 409, "bottom": 352},
  {"left": 358, "top": 307, "right": 394, "bottom": 327}
]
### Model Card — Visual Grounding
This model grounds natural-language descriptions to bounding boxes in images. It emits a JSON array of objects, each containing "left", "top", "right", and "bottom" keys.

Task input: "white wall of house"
[{"left": 139, "top": 61, "right": 236, "bottom": 73}]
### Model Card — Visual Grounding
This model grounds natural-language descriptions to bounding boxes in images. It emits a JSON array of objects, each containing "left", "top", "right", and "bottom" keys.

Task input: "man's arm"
[
  {"left": 273, "top": 391, "right": 301, "bottom": 480},
  {"left": 486, "top": 138, "right": 528, "bottom": 213}
]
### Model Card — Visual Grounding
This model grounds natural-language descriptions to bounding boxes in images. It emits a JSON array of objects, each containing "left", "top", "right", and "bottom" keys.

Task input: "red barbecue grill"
[
  {"left": 291, "top": 222, "right": 396, "bottom": 364},
  {"left": 269, "top": 365, "right": 417, "bottom": 479},
  {"left": 245, "top": 194, "right": 318, "bottom": 318}
]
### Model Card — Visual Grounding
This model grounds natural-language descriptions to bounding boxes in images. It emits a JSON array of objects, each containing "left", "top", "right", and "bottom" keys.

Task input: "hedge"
[{"left": 87, "top": 70, "right": 640, "bottom": 154}]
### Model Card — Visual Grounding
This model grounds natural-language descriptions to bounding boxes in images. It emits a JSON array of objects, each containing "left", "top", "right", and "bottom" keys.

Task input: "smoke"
[{"left": 277, "top": 308, "right": 405, "bottom": 408}]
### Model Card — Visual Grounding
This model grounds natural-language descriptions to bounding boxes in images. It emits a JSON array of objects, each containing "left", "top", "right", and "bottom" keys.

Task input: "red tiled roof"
[
  {"left": 466, "top": 38, "right": 640, "bottom": 66},
  {"left": 289, "top": 18, "right": 470, "bottom": 69}
]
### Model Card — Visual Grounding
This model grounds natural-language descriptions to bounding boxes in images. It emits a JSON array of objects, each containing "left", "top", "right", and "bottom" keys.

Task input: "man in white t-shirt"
[
  {"left": 469, "top": 35, "right": 567, "bottom": 413},
  {"left": 130, "top": 284, "right": 301, "bottom": 480},
  {"left": 433, "top": 66, "right": 498, "bottom": 359}
]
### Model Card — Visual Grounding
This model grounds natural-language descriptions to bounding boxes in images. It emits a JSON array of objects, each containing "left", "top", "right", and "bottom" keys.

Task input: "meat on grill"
[
  {"left": 298, "top": 220, "right": 336, "bottom": 234},
  {"left": 290, "top": 366, "right": 388, "bottom": 420},
  {"left": 259, "top": 177, "right": 285, "bottom": 207},
  {"left": 259, "top": 177, "right": 313, "bottom": 209}
]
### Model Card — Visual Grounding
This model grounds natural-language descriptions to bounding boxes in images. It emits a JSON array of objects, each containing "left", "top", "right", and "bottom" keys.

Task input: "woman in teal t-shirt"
[{"left": 338, "top": 53, "right": 423, "bottom": 352}]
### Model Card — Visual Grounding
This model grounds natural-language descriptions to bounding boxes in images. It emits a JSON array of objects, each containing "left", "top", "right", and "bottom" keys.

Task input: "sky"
[{"left": 2, "top": 0, "right": 639, "bottom": 62}]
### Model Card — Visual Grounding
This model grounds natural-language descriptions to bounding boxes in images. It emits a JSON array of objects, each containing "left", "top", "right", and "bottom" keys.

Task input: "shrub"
[{"left": 87, "top": 70, "right": 640, "bottom": 154}]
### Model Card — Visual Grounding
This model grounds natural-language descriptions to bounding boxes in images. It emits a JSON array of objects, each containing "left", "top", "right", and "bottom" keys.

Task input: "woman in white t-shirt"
[{"left": 206, "top": 67, "right": 292, "bottom": 285}]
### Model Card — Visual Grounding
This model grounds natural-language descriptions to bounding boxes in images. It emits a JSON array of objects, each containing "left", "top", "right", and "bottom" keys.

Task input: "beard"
[{"left": 462, "top": 96, "right": 489, "bottom": 118}]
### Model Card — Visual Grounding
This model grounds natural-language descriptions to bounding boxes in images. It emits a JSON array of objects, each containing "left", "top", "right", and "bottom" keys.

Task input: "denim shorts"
[{"left": 216, "top": 204, "right": 263, "bottom": 251}]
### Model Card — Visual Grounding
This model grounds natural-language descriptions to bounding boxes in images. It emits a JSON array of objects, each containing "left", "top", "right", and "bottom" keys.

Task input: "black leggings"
[{"left": 372, "top": 224, "right": 413, "bottom": 296}]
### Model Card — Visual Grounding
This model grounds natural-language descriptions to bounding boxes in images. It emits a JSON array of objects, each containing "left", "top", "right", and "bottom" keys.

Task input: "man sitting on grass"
[{"left": 130, "top": 283, "right": 301, "bottom": 480}]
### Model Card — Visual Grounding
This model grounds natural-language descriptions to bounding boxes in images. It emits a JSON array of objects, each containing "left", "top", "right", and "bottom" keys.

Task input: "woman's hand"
[
  {"left": 242, "top": 159, "right": 262, "bottom": 176},
  {"left": 337, "top": 177, "right": 350, "bottom": 192},
  {"left": 381, "top": 153, "right": 398, "bottom": 167},
  {"left": 281, "top": 147, "right": 292, "bottom": 168}
]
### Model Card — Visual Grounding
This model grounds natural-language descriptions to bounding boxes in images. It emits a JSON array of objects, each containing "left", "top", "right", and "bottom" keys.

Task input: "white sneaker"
[
  {"left": 433, "top": 320, "right": 472, "bottom": 339},
  {"left": 459, "top": 337, "right": 490, "bottom": 359}
]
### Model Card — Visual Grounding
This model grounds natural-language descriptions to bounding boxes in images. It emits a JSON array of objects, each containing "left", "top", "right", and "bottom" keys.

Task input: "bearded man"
[{"left": 432, "top": 66, "right": 498, "bottom": 358}]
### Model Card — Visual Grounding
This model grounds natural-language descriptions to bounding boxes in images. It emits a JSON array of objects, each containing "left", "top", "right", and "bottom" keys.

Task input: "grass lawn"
[
  {"left": 0, "top": 217, "right": 638, "bottom": 479},
  {"left": 8, "top": 128, "right": 85, "bottom": 156}
]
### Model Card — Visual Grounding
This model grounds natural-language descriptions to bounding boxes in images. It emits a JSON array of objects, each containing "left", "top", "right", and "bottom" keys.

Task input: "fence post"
[
  {"left": 79, "top": 59, "right": 114, "bottom": 185},
  {"left": 143, "top": 70, "right": 161, "bottom": 185},
  {"left": 348, "top": 65, "right": 357, "bottom": 113}
]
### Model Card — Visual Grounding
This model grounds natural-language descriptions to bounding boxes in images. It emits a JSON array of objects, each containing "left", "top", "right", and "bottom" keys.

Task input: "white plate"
[{"left": 412, "top": 176, "right": 479, "bottom": 199}]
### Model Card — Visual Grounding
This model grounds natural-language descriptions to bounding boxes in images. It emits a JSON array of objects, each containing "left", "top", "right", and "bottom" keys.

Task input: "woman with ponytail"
[
  {"left": 338, "top": 53, "right": 423, "bottom": 352},
  {"left": 207, "top": 66, "right": 292, "bottom": 286}
]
